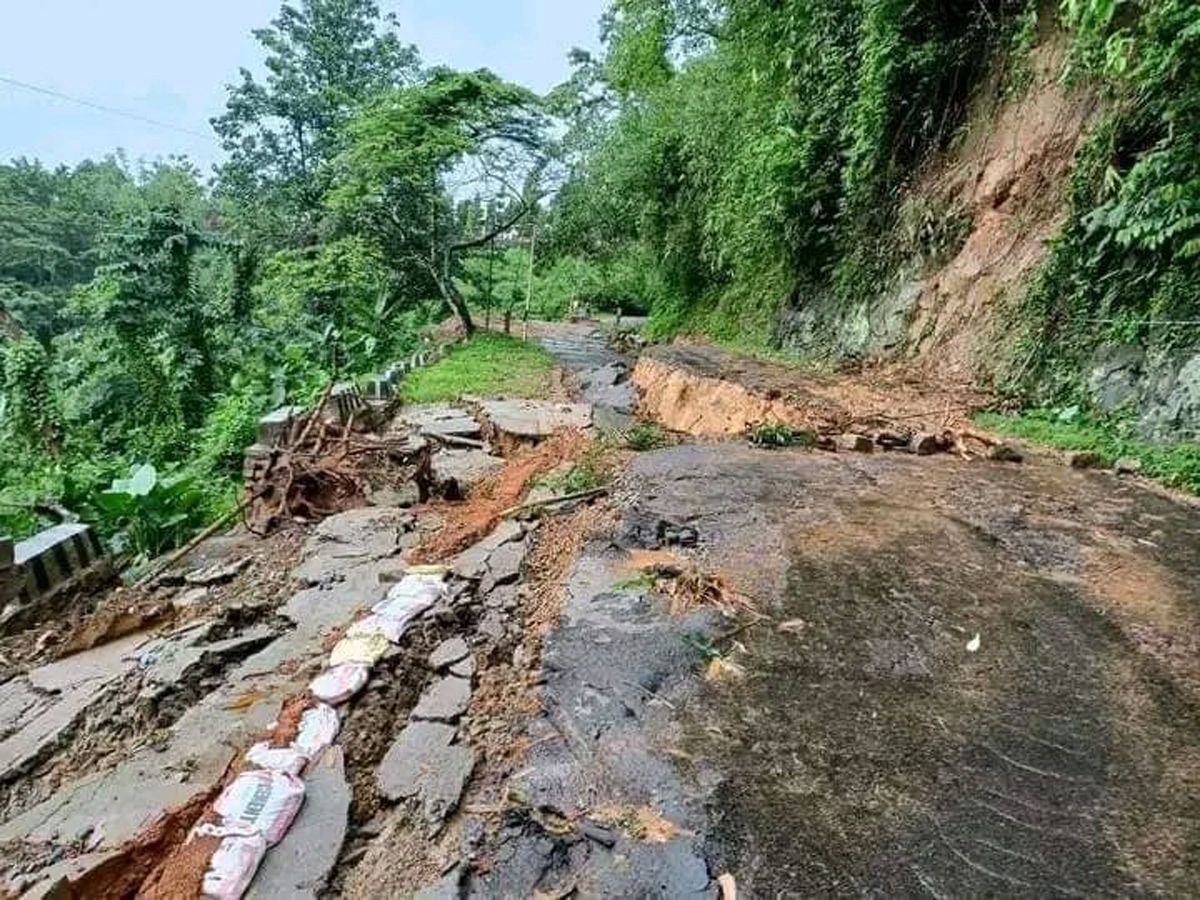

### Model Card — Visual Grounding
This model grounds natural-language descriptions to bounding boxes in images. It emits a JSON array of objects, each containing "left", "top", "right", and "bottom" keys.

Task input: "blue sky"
[{"left": 0, "top": 1, "right": 606, "bottom": 171}]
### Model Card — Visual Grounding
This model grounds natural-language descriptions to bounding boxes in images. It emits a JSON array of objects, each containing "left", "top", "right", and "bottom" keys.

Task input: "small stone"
[
  {"left": 484, "top": 584, "right": 518, "bottom": 611},
  {"left": 412, "top": 676, "right": 472, "bottom": 722},
  {"left": 1067, "top": 451, "right": 1101, "bottom": 470},
  {"left": 429, "top": 637, "right": 470, "bottom": 671},
  {"left": 484, "top": 541, "right": 526, "bottom": 588},
  {"left": 173, "top": 587, "right": 209, "bottom": 610},
  {"left": 1114, "top": 456, "right": 1143, "bottom": 476},
  {"left": 910, "top": 433, "right": 940, "bottom": 456},
  {"left": 988, "top": 444, "right": 1024, "bottom": 464},
  {"left": 835, "top": 433, "right": 874, "bottom": 454},
  {"left": 478, "top": 611, "right": 506, "bottom": 643}
]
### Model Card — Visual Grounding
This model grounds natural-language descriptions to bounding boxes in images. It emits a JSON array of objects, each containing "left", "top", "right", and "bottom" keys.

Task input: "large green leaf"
[{"left": 111, "top": 463, "right": 158, "bottom": 497}]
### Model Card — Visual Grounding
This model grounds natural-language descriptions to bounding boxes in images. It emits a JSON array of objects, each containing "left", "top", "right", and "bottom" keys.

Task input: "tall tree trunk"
[
  {"left": 425, "top": 262, "right": 475, "bottom": 337},
  {"left": 0, "top": 304, "right": 27, "bottom": 342}
]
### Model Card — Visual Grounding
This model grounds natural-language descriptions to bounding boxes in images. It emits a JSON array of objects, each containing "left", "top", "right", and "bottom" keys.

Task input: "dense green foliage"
[
  {"left": 1014, "top": 0, "right": 1200, "bottom": 402},
  {"left": 543, "top": 0, "right": 1026, "bottom": 344},
  {"left": 1, "top": 0, "right": 551, "bottom": 550}
]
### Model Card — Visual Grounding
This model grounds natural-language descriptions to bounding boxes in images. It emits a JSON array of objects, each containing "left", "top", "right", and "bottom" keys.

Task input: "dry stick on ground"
[
  {"left": 135, "top": 495, "right": 256, "bottom": 588},
  {"left": 431, "top": 434, "right": 488, "bottom": 450},
  {"left": 500, "top": 486, "right": 611, "bottom": 518}
]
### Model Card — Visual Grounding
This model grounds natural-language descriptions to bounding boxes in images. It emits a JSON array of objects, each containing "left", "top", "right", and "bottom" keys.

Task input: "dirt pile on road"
[
  {"left": 413, "top": 429, "right": 589, "bottom": 562},
  {"left": 635, "top": 343, "right": 989, "bottom": 438}
]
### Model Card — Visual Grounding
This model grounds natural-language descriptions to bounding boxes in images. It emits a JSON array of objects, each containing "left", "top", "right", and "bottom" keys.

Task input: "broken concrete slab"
[
  {"left": 476, "top": 399, "right": 592, "bottom": 443},
  {"left": 0, "top": 630, "right": 150, "bottom": 781},
  {"left": 449, "top": 521, "right": 524, "bottom": 580},
  {"left": 449, "top": 656, "right": 475, "bottom": 680},
  {"left": 429, "top": 637, "right": 470, "bottom": 671},
  {"left": 480, "top": 540, "right": 526, "bottom": 594},
  {"left": 431, "top": 450, "right": 504, "bottom": 499},
  {"left": 412, "top": 676, "right": 471, "bottom": 723},
  {"left": 483, "top": 584, "right": 518, "bottom": 611},
  {"left": 248, "top": 747, "right": 350, "bottom": 899},
  {"left": 477, "top": 611, "right": 507, "bottom": 644},
  {"left": 395, "top": 405, "right": 482, "bottom": 440},
  {"left": 294, "top": 508, "right": 411, "bottom": 586},
  {"left": 140, "top": 624, "right": 277, "bottom": 699},
  {"left": 420, "top": 743, "right": 474, "bottom": 830},
  {"left": 578, "top": 362, "right": 628, "bottom": 392},
  {"left": 377, "top": 720, "right": 455, "bottom": 801}
]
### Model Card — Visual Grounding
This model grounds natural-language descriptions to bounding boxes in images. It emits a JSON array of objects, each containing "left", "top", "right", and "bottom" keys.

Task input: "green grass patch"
[
  {"left": 747, "top": 422, "right": 817, "bottom": 449},
  {"left": 623, "top": 423, "right": 673, "bottom": 452},
  {"left": 401, "top": 333, "right": 556, "bottom": 404},
  {"left": 976, "top": 409, "right": 1200, "bottom": 494}
]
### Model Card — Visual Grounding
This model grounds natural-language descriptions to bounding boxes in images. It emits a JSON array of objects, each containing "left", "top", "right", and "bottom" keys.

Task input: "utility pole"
[
  {"left": 523, "top": 223, "right": 537, "bottom": 341},
  {"left": 486, "top": 233, "right": 495, "bottom": 331}
]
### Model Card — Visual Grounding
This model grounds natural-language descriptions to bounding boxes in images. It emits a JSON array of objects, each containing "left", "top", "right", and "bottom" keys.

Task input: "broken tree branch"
[{"left": 500, "top": 485, "right": 611, "bottom": 518}]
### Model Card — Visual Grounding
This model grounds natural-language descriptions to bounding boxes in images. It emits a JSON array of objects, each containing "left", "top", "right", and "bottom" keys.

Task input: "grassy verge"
[
  {"left": 401, "top": 332, "right": 556, "bottom": 404},
  {"left": 975, "top": 410, "right": 1200, "bottom": 494}
]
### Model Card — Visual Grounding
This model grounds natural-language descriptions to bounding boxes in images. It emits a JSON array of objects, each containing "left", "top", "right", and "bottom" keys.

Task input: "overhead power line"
[{"left": 0, "top": 74, "right": 217, "bottom": 143}]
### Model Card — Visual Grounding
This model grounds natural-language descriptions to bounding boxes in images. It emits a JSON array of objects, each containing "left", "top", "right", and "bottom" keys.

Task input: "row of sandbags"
[{"left": 196, "top": 568, "right": 450, "bottom": 898}]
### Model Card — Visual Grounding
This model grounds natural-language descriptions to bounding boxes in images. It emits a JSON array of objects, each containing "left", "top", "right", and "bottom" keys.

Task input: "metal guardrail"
[{"left": 0, "top": 524, "right": 106, "bottom": 622}]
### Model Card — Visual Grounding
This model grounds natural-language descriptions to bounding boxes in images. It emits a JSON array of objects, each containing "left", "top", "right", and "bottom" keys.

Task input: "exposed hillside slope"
[{"left": 784, "top": 34, "right": 1101, "bottom": 383}]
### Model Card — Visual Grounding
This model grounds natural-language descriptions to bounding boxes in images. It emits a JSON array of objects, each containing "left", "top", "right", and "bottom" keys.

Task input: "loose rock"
[
  {"left": 482, "top": 540, "right": 527, "bottom": 590},
  {"left": 988, "top": 443, "right": 1024, "bottom": 464},
  {"left": 910, "top": 433, "right": 941, "bottom": 456},
  {"left": 835, "top": 433, "right": 874, "bottom": 454},
  {"left": 1115, "top": 456, "right": 1144, "bottom": 475},
  {"left": 429, "top": 637, "right": 470, "bottom": 671},
  {"left": 377, "top": 720, "right": 455, "bottom": 800},
  {"left": 1067, "top": 451, "right": 1102, "bottom": 470},
  {"left": 412, "top": 676, "right": 472, "bottom": 722},
  {"left": 449, "top": 655, "right": 476, "bottom": 680}
]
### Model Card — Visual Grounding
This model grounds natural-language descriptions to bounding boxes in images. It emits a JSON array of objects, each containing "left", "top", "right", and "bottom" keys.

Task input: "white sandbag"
[
  {"left": 309, "top": 663, "right": 370, "bottom": 705},
  {"left": 347, "top": 613, "right": 408, "bottom": 644},
  {"left": 196, "top": 824, "right": 267, "bottom": 900},
  {"left": 329, "top": 632, "right": 391, "bottom": 667},
  {"left": 406, "top": 564, "right": 451, "bottom": 576},
  {"left": 246, "top": 741, "right": 308, "bottom": 777},
  {"left": 371, "top": 574, "right": 446, "bottom": 624},
  {"left": 214, "top": 770, "right": 306, "bottom": 846},
  {"left": 291, "top": 703, "right": 340, "bottom": 759}
]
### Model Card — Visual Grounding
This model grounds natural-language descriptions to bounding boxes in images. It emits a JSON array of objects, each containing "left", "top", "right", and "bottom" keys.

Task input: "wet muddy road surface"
[{"left": 610, "top": 443, "right": 1200, "bottom": 896}]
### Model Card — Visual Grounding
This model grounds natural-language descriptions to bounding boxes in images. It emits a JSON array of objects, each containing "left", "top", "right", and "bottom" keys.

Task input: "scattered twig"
[
  {"left": 500, "top": 485, "right": 611, "bottom": 518},
  {"left": 430, "top": 433, "right": 488, "bottom": 450},
  {"left": 136, "top": 497, "right": 253, "bottom": 588},
  {"left": 294, "top": 380, "right": 335, "bottom": 448},
  {"left": 620, "top": 679, "right": 678, "bottom": 710}
]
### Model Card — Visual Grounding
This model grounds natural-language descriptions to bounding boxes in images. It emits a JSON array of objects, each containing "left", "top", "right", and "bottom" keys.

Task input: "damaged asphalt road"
[
  {"left": 551, "top": 442, "right": 1200, "bottom": 897},
  {"left": 5, "top": 322, "right": 1200, "bottom": 898}
]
